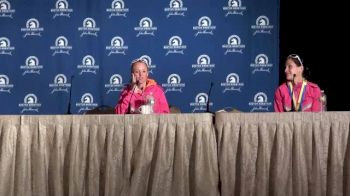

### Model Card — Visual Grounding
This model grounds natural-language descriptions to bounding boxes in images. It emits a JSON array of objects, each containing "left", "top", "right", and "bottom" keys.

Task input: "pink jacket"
[
  {"left": 274, "top": 81, "right": 321, "bottom": 112},
  {"left": 115, "top": 79, "right": 170, "bottom": 114}
]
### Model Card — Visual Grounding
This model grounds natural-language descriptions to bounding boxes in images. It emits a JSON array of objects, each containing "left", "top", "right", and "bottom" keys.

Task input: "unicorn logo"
[
  {"left": 251, "top": 15, "right": 274, "bottom": 35},
  {"left": 250, "top": 54, "right": 273, "bottom": 74},
  {"left": 162, "top": 73, "right": 185, "bottom": 93},
  {"left": 165, "top": 0, "right": 187, "bottom": 18},
  {"left": 106, "top": 36, "right": 128, "bottom": 56},
  {"left": 79, "top": 17, "right": 100, "bottom": 37},
  {"left": 249, "top": 92, "right": 272, "bottom": 112},
  {"left": 222, "top": 35, "right": 245, "bottom": 55}
]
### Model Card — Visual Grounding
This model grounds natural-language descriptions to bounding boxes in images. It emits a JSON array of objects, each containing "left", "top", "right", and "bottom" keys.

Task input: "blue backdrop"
[{"left": 0, "top": 0, "right": 279, "bottom": 114}]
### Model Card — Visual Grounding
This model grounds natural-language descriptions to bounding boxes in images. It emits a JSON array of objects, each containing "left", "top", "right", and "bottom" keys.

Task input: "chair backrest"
[
  {"left": 85, "top": 105, "right": 115, "bottom": 114},
  {"left": 169, "top": 105, "right": 181, "bottom": 113}
]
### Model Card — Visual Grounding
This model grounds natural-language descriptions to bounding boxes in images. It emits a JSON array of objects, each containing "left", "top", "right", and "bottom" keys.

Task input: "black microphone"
[
  {"left": 127, "top": 81, "right": 138, "bottom": 114},
  {"left": 206, "top": 82, "right": 214, "bottom": 113},
  {"left": 290, "top": 74, "right": 296, "bottom": 112},
  {"left": 67, "top": 75, "right": 74, "bottom": 114}
]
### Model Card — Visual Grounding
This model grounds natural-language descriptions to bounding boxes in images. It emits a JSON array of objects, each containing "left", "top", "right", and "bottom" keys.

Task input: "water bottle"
[
  {"left": 146, "top": 92, "right": 155, "bottom": 114},
  {"left": 320, "top": 90, "right": 327, "bottom": 111}
]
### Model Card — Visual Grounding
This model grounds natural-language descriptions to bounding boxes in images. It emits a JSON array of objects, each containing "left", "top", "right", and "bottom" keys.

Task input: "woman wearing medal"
[{"left": 274, "top": 54, "right": 322, "bottom": 112}]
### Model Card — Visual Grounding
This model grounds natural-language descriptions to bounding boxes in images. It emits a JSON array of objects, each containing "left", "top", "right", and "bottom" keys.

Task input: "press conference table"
[{"left": 0, "top": 112, "right": 349, "bottom": 196}]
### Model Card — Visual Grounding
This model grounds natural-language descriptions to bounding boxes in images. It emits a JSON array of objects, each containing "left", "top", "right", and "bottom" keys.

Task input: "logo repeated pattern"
[{"left": 0, "top": 0, "right": 278, "bottom": 113}]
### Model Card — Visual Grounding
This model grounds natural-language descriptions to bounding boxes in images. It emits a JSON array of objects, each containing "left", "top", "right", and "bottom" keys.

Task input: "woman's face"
[
  {"left": 132, "top": 62, "right": 148, "bottom": 85},
  {"left": 284, "top": 59, "right": 303, "bottom": 81}
]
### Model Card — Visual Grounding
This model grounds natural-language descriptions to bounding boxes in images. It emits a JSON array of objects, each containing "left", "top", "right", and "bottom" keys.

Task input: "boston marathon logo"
[
  {"left": 0, "top": 37, "right": 15, "bottom": 55},
  {"left": 105, "top": 74, "right": 124, "bottom": 94},
  {"left": 193, "top": 16, "right": 216, "bottom": 36},
  {"left": 50, "top": 36, "right": 72, "bottom": 56},
  {"left": 78, "top": 17, "right": 100, "bottom": 37},
  {"left": 20, "top": 56, "right": 43, "bottom": 76},
  {"left": 51, "top": 0, "right": 73, "bottom": 19},
  {"left": 161, "top": 74, "right": 185, "bottom": 93},
  {"left": 0, "top": 74, "right": 14, "bottom": 94},
  {"left": 192, "top": 54, "right": 215, "bottom": 75},
  {"left": 164, "top": 0, "right": 187, "bottom": 18},
  {"left": 139, "top": 55, "right": 156, "bottom": 74},
  {"left": 249, "top": 92, "right": 272, "bottom": 112},
  {"left": 18, "top": 93, "right": 42, "bottom": 113},
  {"left": 190, "top": 92, "right": 213, "bottom": 113},
  {"left": 163, "top": 36, "right": 187, "bottom": 56},
  {"left": 76, "top": 93, "right": 98, "bottom": 114},
  {"left": 220, "top": 73, "right": 244, "bottom": 93},
  {"left": 49, "top": 74, "right": 71, "bottom": 94},
  {"left": 106, "top": 36, "right": 128, "bottom": 56},
  {"left": 251, "top": 15, "right": 274, "bottom": 35},
  {"left": 134, "top": 17, "right": 157, "bottom": 37},
  {"left": 222, "top": 34, "right": 245, "bottom": 55},
  {"left": 106, "top": 0, "right": 129, "bottom": 18},
  {"left": 21, "top": 18, "right": 44, "bottom": 38},
  {"left": 250, "top": 54, "right": 273, "bottom": 74},
  {"left": 223, "top": 0, "right": 246, "bottom": 17},
  {"left": 77, "top": 55, "right": 99, "bottom": 75},
  {"left": 0, "top": 0, "right": 15, "bottom": 18}
]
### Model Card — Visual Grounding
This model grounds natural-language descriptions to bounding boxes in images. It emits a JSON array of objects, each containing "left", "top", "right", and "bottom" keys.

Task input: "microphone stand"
[
  {"left": 206, "top": 82, "right": 214, "bottom": 113},
  {"left": 67, "top": 75, "right": 73, "bottom": 114},
  {"left": 127, "top": 84, "right": 137, "bottom": 114},
  {"left": 290, "top": 74, "right": 296, "bottom": 112}
]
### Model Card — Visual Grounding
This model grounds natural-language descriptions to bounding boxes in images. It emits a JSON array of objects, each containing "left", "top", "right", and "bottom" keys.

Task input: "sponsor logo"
[
  {"left": 51, "top": 0, "right": 73, "bottom": 19},
  {"left": 21, "top": 18, "right": 44, "bottom": 38},
  {"left": 49, "top": 74, "right": 71, "bottom": 94},
  {"left": 106, "top": 36, "right": 128, "bottom": 56},
  {"left": 20, "top": 56, "right": 43, "bottom": 75},
  {"left": 163, "top": 36, "right": 187, "bottom": 56},
  {"left": 222, "top": 34, "right": 245, "bottom": 55},
  {"left": 77, "top": 55, "right": 99, "bottom": 75},
  {"left": 0, "top": 0, "right": 15, "bottom": 18},
  {"left": 105, "top": 74, "right": 125, "bottom": 94},
  {"left": 134, "top": 17, "right": 157, "bottom": 37},
  {"left": 106, "top": 0, "right": 129, "bottom": 18},
  {"left": 164, "top": 0, "right": 187, "bottom": 18},
  {"left": 0, "top": 37, "right": 15, "bottom": 55},
  {"left": 193, "top": 16, "right": 216, "bottom": 36},
  {"left": 189, "top": 92, "right": 212, "bottom": 113},
  {"left": 250, "top": 54, "right": 273, "bottom": 74},
  {"left": 220, "top": 73, "right": 244, "bottom": 93},
  {"left": 75, "top": 93, "right": 98, "bottom": 113},
  {"left": 192, "top": 54, "right": 215, "bottom": 75},
  {"left": 223, "top": 0, "right": 246, "bottom": 17},
  {"left": 50, "top": 36, "right": 72, "bottom": 56},
  {"left": 78, "top": 17, "right": 100, "bottom": 37},
  {"left": 248, "top": 92, "right": 272, "bottom": 112},
  {"left": 251, "top": 15, "right": 274, "bottom": 35},
  {"left": 0, "top": 74, "right": 14, "bottom": 93},
  {"left": 18, "top": 93, "right": 42, "bottom": 113},
  {"left": 161, "top": 74, "right": 185, "bottom": 93}
]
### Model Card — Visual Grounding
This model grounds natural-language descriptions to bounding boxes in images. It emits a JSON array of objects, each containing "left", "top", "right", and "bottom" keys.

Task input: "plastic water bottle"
[
  {"left": 320, "top": 90, "right": 327, "bottom": 111},
  {"left": 146, "top": 92, "right": 155, "bottom": 114}
]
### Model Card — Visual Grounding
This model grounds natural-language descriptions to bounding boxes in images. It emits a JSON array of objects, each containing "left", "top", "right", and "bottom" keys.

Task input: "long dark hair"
[{"left": 287, "top": 54, "right": 311, "bottom": 80}]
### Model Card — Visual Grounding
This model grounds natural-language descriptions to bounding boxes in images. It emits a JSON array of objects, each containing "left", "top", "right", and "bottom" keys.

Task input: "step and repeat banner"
[{"left": 0, "top": 0, "right": 279, "bottom": 114}]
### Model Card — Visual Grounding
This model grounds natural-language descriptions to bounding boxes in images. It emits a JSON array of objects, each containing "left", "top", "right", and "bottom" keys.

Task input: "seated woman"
[
  {"left": 274, "top": 54, "right": 321, "bottom": 112},
  {"left": 115, "top": 58, "right": 170, "bottom": 114}
]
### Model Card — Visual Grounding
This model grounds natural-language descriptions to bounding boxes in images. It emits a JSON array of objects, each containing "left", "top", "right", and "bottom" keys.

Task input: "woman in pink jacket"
[
  {"left": 115, "top": 58, "right": 170, "bottom": 114},
  {"left": 274, "top": 54, "right": 321, "bottom": 112}
]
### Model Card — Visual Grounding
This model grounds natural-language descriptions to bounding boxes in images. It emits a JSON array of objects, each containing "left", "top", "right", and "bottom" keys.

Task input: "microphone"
[
  {"left": 67, "top": 75, "right": 74, "bottom": 114},
  {"left": 290, "top": 74, "right": 296, "bottom": 112},
  {"left": 127, "top": 81, "right": 138, "bottom": 114},
  {"left": 206, "top": 82, "right": 214, "bottom": 113}
]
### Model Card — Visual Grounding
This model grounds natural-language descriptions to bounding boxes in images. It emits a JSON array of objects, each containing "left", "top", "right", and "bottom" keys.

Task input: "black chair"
[{"left": 85, "top": 105, "right": 115, "bottom": 114}]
